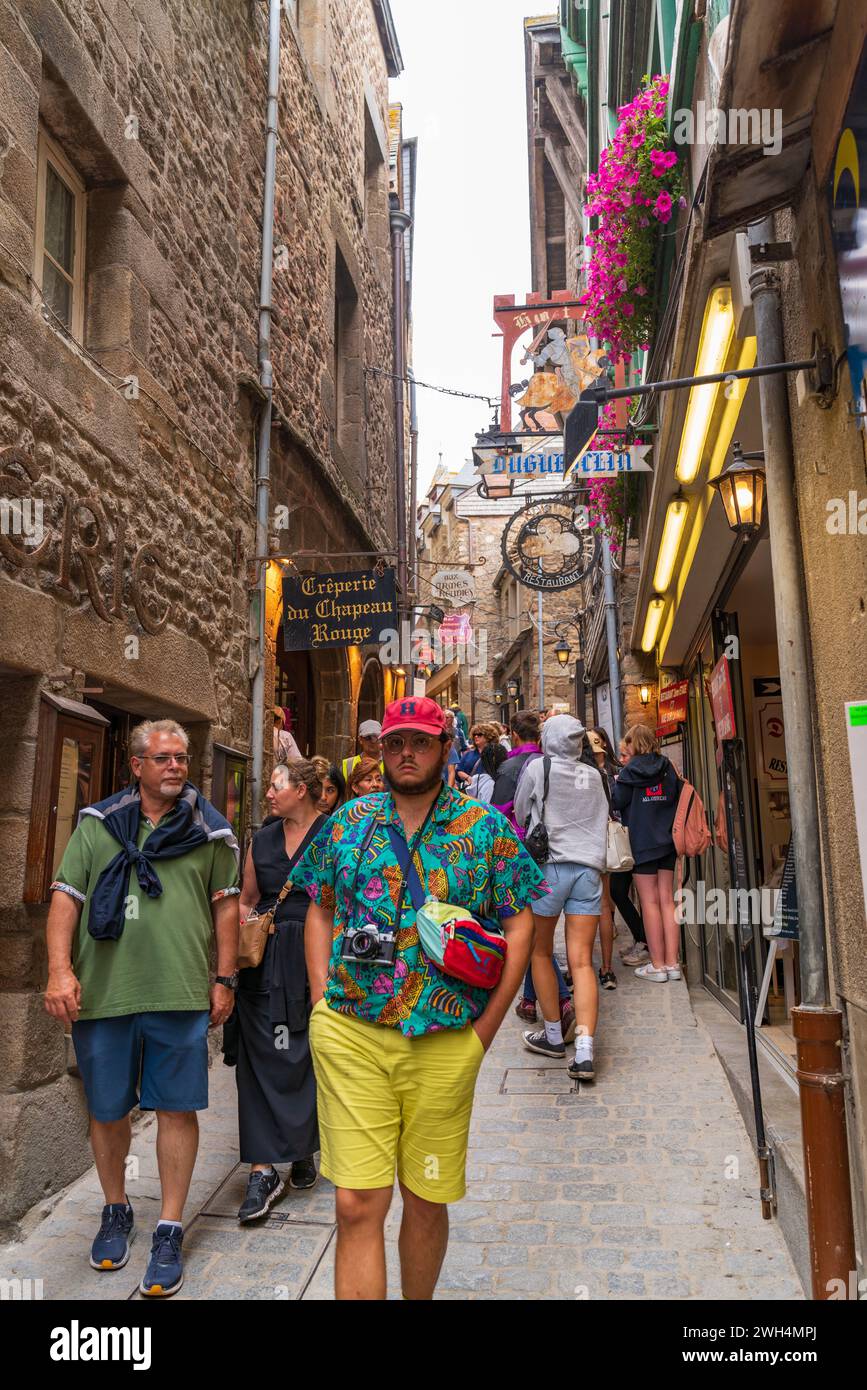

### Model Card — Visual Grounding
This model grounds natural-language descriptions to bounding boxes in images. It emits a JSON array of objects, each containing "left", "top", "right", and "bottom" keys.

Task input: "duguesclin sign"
[{"left": 282, "top": 569, "right": 398, "bottom": 650}]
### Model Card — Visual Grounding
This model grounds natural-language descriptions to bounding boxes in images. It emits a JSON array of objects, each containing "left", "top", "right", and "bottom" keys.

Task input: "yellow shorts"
[{"left": 308, "top": 1000, "right": 485, "bottom": 1204}]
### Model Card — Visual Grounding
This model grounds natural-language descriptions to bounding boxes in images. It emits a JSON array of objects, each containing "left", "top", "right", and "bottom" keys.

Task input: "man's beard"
[{"left": 387, "top": 765, "right": 444, "bottom": 797}]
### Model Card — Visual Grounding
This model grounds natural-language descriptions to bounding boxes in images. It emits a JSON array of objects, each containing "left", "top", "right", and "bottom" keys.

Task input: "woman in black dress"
[{"left": 234, "top": 759, "right": 326, "bottom": 1222}]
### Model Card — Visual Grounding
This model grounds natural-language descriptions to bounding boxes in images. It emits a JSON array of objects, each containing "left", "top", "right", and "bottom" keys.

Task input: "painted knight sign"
[{"left": 513, "top": 330, "right": 608, "bottom": 431}]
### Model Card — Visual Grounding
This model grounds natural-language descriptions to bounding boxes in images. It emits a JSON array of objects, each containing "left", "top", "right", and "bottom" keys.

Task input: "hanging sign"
[
  {"left": 568, "top": 446, "right": 653, "bottom": 477},
  {"left": 501, "top": 495, "right": 600, "bottom": 591},
  {"left": 431, "top": 569, "right": 476, "bottom": 606},
  {"left": 829, "top": 42, "right": 867, "bottom": 431},
  {"left": 753, "top": 678, "right": 787, "bottom": 782},
  {"left": 440, "top": 612, "right": 473, "bottom": 643},
  {"left": 474, "top": 444, "right": 565, "bottom": 478},
  {"left": 709, "top": 655, "right": 737, "bottom": 742},
  {"left": 657, "top": 678, "right": 690, "bottom": 729},
  {"left": 282, "top": 569, "right": 397, "bottom": 650}
]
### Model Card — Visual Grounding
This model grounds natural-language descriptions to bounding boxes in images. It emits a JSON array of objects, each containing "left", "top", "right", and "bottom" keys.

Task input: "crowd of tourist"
[{"left": 42, "top": 696, "right": 683, "bottom": 1300}]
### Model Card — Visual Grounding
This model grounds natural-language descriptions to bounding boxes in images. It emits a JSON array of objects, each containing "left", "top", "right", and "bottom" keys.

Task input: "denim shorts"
[
  {"left": 534, "top": 862, "right": 603, "bottom": 917},
  {"left": 71, "top": 1010, "right": 210, "bottom": 1122}
]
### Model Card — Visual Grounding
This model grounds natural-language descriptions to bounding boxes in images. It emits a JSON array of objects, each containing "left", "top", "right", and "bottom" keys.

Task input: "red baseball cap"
[{"left": 381, "top": 696, "right": 447, "bottom": 738}]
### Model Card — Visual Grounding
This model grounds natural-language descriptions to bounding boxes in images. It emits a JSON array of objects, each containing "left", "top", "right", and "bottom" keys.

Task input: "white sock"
[
  {"left": 543, "top": 1018, "right": 564, "bottom": 1046},
  {"left": 157, "top": 1218, "right": 182, "bottom": 1230},
  {"left": 574, "top": 1034, "right": 594, "bottom": 1058}
]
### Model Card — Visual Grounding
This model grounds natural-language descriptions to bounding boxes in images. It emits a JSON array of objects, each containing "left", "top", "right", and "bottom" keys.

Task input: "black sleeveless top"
[
  {"left": 251, "top": 815, "right": 324, "bottom": 925},
  {"left": 240, "top": 814, "right": 326, "bottom": 1029}
]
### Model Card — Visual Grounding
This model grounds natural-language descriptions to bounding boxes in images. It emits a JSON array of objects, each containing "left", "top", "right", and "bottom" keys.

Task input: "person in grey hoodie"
[{"left": 514, "top": 715, "right": 609, "bottom": 1081}]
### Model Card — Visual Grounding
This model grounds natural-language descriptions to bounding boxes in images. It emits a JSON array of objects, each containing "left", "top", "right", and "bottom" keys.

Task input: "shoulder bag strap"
[{"left": 385, "top": 824, "right": 427, "bottom": 911}]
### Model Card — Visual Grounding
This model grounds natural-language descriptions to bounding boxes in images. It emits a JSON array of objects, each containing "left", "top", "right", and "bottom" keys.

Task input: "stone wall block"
[
  {"left": 0, "top": 990, "right": 67, "bottom": 1090},
  {"left": 0, "top": 1074, "right": 91, "bottom": 1227}
]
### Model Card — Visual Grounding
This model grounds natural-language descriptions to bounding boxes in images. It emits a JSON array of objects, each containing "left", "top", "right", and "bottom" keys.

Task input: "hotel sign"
[{"left": 282, "top": 569, "right": 397, "bottom": 650}]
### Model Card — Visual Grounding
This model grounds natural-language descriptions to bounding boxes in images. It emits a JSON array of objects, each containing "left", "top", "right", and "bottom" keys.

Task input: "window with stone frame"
[
  {"left": 34, "top": 128, "right": 86, "bottom": 341},
  {"left": 333, "top": 244, "right": 363, "bottom": 473},
  {"left": 292, "top": 0, "right": 328, "bottom": 97},
  {"left": 363, "top": 88, "right": 389, "bottom": 274}
]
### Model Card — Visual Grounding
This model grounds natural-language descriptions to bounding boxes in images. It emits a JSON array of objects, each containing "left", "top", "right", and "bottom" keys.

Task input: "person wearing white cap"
[{"left": 341, "top": 720, "right": 383, "bottom": 785}]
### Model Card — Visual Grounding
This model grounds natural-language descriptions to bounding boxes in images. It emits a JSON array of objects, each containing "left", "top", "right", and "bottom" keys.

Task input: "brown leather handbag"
[{"left": 238, "top": 878, "right": 293, "bottom": 970}]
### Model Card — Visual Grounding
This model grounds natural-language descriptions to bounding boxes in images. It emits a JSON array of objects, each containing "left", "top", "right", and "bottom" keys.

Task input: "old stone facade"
[
  {"left": 0, "top": 0, "right": 406, "bottom": 1228},
  {"left": 416, "top": 460, "right": 580, "bottom": 725}
]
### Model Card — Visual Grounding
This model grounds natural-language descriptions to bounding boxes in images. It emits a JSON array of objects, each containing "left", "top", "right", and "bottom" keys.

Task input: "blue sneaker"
[
  {"left": 90, "top": 1202, "right": 135, "bottom": 1271},
  {"left": 139, "top": 1222, "right": 184, "bottom": 1297}
]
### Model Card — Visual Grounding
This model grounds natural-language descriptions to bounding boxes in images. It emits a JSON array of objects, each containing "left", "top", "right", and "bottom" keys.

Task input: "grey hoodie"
[{"left": 513, "top": 715, "right": 609, "bottom": 871}]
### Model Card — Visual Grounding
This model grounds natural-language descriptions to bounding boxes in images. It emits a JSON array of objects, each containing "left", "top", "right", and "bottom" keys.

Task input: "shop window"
[
  {"left": 212, "top": 745, "right": 248, "bottom": 859},
  {"left": 24, "top": 695, "right": 108, "bottom": 903},
  {"left": 34, "top": 128, "right": 86, "bottom": 340}
]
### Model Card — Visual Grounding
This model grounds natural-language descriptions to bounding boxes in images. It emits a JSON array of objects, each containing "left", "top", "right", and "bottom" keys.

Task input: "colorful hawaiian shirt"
[{"left": 293, "top": 785, "right": 548, "bottom": 1037}]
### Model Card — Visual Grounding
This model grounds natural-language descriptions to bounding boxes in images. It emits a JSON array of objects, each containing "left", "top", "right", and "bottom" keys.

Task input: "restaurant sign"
[{"left": 282, "top": 569, "right": 397, "bottom": 650}]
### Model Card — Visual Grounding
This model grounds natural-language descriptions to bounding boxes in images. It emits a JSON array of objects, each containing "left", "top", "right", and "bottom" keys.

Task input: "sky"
[{"left": 388, "top": 0, "right": 540, "bottom": 497}]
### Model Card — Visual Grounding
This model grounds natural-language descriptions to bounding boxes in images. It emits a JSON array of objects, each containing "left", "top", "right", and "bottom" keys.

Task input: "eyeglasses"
[
  {"left": 382, "top": 733, "right": 440, "bottom": 755},
  {"left": 139, "top": 754, "right": 190, "bottom": 766}
]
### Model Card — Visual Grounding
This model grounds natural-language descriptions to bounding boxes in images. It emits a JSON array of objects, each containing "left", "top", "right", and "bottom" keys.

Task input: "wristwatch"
[{"left": 215, "top": 974, "right": 239, "bottom": 990}]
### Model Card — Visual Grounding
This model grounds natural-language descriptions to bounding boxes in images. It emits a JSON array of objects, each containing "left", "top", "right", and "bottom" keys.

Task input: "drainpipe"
[
  {"left": 408, "top": 367, "right": 419, "bottom": 679},
  {"left": 747, "top": 217, "right": 855, "bottom": 1298},
  {"left": 390, "top": 205, "right": 412, "bottom": 630},
  {"left": 601, "top": 539, "right": 624, "bottom": 741},
  {"left": 250, "top": 0, "right": 281, "bottom": 833}
]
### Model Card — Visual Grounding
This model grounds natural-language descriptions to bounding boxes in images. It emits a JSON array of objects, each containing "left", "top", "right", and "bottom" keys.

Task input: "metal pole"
[
  {"left": 390, "top": 207, "right": 412, "bottom": 628},
  {"left": 747, "top": 216, "right": 855, "bottom": 1297},
  {"left": 601, "top": 541, "right": 623, "bottom": 741},
  {"left": 537, "top": 591, "right": 545, "bottom": 710},
  {"left": 250, "top": 0, "right": 281, "bottom": 834}
]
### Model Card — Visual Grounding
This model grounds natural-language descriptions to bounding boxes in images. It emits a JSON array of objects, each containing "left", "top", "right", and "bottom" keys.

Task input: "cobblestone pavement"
[{"left": 3, "top": 936, "right": 804, "bottom": 1301}]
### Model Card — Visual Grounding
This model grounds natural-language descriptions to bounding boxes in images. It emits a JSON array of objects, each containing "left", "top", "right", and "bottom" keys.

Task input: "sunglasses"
[
  {"left": 138, "top": 754, "right": 190, "bottom": 767},
  {"left": 382, "top": 732, "right": 442, "bottom": 755}
]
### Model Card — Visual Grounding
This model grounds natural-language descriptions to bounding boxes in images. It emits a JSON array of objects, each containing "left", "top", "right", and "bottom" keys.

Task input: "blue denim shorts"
[
  {"left": 534, "top": 862, "right": 603, "bottom": 917},
  {"left": 71, "top": 1011, "right": 210, "bottom": 1122}
]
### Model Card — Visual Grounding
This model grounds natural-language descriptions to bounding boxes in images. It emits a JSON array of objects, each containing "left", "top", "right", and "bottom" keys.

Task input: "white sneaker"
[
  {"left": 665, "top": 965, "right": 682, "bottom": 981},
  {"left": 634, "top": 962, "right": 668, "bottom": 982},
  {"left": 621, "top": 945, "right": 649, "bottom": 966}
]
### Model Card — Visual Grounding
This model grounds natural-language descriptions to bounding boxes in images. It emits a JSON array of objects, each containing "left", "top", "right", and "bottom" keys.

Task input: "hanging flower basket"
[{"left": 581, "top": 75, "right": 682, "bottom": 364}]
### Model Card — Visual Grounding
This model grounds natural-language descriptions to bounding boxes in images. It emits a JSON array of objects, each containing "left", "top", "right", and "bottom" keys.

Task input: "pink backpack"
[{"left": 672, "top": 779, "right": 713, "bottom": 857}]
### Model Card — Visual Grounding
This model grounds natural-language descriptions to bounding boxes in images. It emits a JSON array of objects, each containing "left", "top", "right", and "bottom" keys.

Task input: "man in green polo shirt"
[{"left": 44, "top": 719, "right": 240, "bottom": 1298}]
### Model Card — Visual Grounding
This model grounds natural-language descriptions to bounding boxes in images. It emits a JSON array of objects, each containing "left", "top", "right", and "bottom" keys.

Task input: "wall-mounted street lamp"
[
  {"left": 494, "top": 689, "right": 504, "bottom": 705},
  {"left": 506, "top": 677, "right": 521, "bottom": 700},
  {"left": 552, "top": 616, "right": 586, "bottom": 670},
  {"left": 711, "top": 440, "right": 767, "bottom": 537},
  {"left": 473, "top": 426, "right": 523, "bottom": 500},
  {"left": 640, "top": 685, "right": 651, "bottom": 707}
]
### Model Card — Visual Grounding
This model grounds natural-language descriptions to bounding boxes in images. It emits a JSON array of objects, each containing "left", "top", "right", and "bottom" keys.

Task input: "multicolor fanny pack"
[
  {"left": 416, "top": 900, "right": 507, "bottom": 990},
  {"left": 385, "top": 824, "right": 508, "bottom": 991}
]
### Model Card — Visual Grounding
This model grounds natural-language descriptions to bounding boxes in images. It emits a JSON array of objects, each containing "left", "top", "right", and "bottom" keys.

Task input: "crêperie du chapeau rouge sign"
[{"left": 282, "top": 569, "right": 398, "bottom": 650}]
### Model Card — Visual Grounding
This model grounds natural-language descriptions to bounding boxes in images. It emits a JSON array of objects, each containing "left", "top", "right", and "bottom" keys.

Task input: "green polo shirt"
[{"left": 52, "top": 813, "right": 239, "bottom": 1021}]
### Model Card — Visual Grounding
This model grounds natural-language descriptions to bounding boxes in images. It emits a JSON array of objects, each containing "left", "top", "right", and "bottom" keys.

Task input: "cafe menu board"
[{"left": 769, "top": 838, "right": 799, "bottom": 940}]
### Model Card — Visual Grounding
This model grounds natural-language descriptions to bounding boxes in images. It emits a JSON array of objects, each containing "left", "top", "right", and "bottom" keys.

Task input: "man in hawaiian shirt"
[{"left": 296, "top": 696, "right": 545, "bottom": 1300}]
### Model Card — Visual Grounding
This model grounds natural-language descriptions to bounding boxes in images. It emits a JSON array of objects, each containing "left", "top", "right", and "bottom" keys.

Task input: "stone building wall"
[{"left": 0, "top": 0, "right": 400, "bottom": 1229}]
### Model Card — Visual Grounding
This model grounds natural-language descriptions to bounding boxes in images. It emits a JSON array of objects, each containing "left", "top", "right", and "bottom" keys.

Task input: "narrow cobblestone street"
[{"left": 3, "top": 932, "right": 803, "bottom": 1301}]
